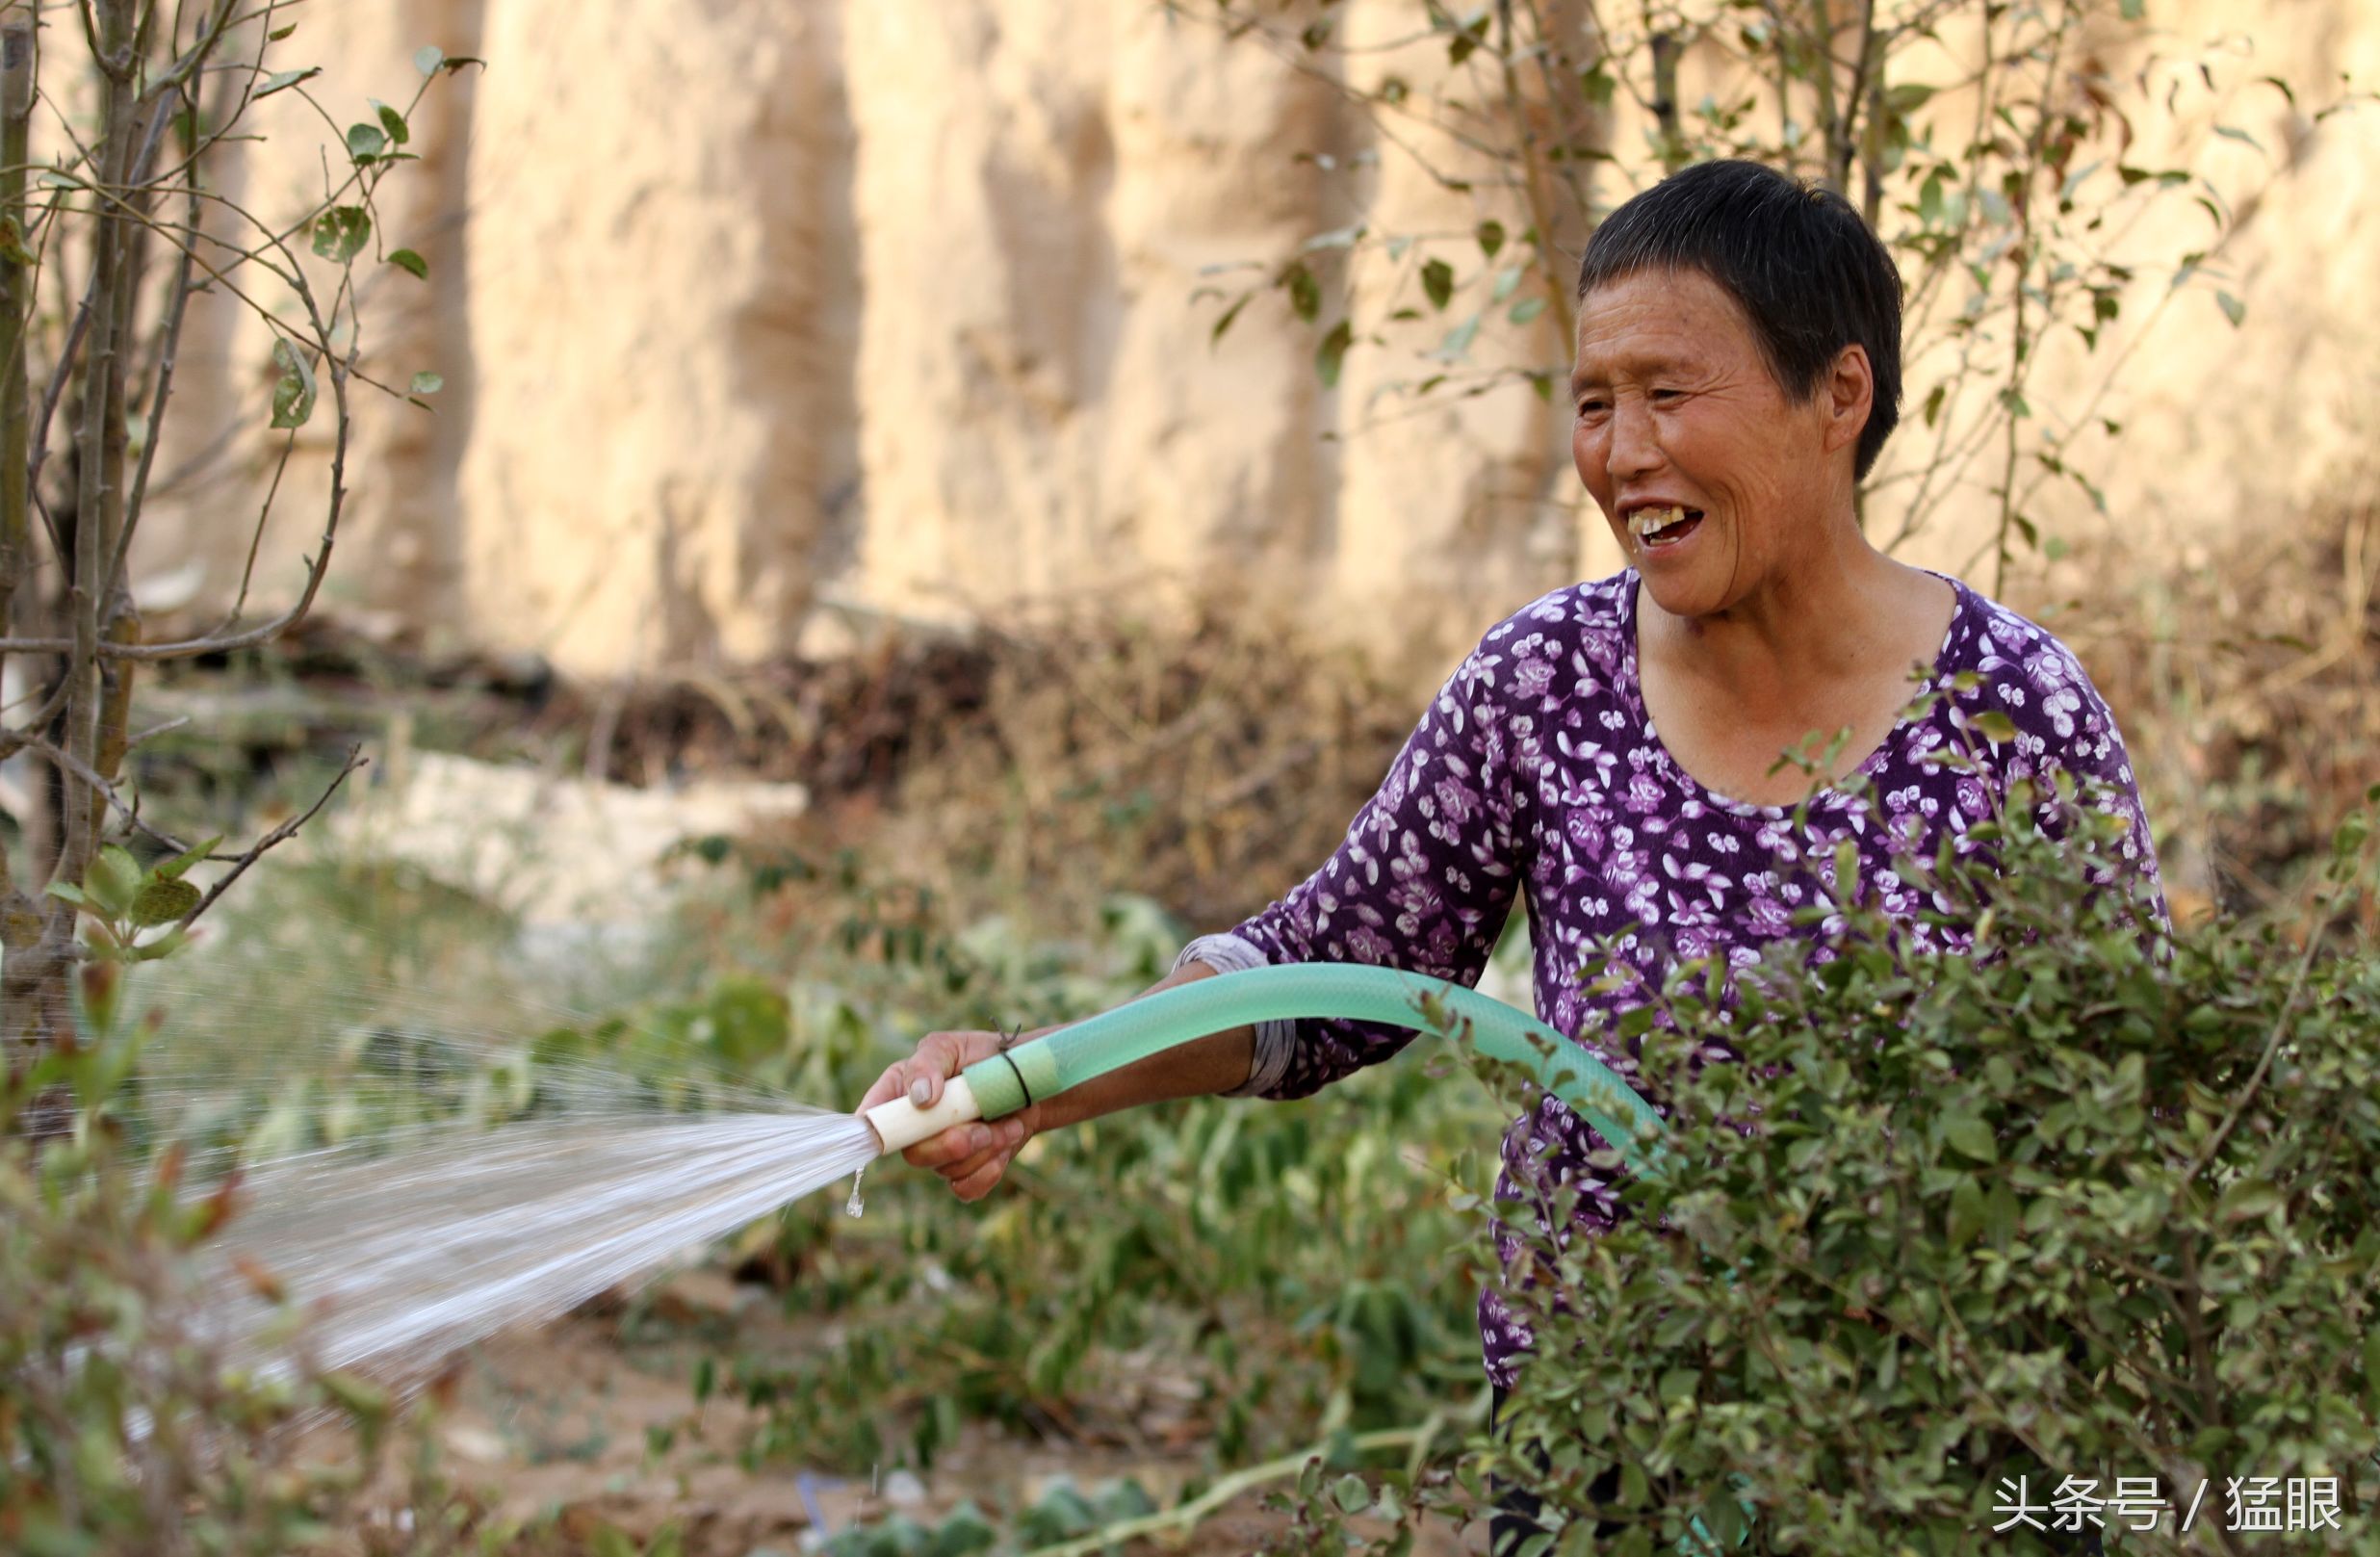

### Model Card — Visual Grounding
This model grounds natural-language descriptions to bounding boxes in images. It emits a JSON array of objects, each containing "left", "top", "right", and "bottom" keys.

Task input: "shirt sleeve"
[
  {"left": 1980, "top": 633, "right": 2169, "bottom": 925},
  {"left": 1174, "top": 625, "right": 1538, "bottom": 1101}
]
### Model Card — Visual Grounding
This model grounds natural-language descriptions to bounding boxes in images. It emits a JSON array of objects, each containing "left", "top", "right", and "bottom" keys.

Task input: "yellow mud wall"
[{"left": 124, "top": 0, "right": 2379, "bottom": 681}]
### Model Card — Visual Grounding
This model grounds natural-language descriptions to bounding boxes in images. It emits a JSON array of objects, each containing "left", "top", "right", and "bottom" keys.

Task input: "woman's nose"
[{"left": 1606, "top": 397, "right": 1664, "bottom": 480}]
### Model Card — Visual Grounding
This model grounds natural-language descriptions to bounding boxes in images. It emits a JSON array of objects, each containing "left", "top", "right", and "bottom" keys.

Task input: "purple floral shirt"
[{"left": 1174, "top": 568, "right": 2162, "bottom": 1388}]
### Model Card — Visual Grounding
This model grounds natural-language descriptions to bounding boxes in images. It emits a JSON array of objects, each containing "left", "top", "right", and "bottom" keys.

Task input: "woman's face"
[{"left": 1570, "top": 267, "right": 1862, "bottom": 620}]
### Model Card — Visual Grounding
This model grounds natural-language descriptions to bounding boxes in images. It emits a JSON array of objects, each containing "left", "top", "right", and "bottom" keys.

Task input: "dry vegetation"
[{"left": 2050, "top": 478, "right": 2380, "bottom": 922}]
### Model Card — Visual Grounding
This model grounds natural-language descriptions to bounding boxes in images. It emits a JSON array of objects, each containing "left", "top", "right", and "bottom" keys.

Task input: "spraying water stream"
[{"left": 199, "top": 1110, "right": 880, "bottom": 1380}]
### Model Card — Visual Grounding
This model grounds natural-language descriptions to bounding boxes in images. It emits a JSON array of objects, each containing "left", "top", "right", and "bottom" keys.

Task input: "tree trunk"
[{"left": 0, "top": 8, "right": 47, "bottom": 1075}]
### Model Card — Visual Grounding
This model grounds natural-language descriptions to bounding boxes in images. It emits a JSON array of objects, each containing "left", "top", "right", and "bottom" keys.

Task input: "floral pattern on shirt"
[{"left": 1197, "top": 568, "right": 2163, "bottom": 1388}]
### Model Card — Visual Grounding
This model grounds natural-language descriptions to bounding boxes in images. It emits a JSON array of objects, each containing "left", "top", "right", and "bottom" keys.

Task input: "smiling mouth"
[{"left": 1626, "top": 505, "right": 1704, "bottom": 549}]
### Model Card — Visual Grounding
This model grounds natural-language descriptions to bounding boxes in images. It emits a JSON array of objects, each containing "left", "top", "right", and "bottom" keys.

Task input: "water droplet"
[{"left": 844, "top": 1164, "right": 867, "bottom": 1219}]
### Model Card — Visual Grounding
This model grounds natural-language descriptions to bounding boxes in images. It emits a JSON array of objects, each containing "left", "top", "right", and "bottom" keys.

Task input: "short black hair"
[{"left": 1576, "top": 159, "right": 1903, "bottom": 480}]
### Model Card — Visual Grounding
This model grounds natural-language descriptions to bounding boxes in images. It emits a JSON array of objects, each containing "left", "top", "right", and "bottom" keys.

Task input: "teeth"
[{"left": 1629, "top": 505, "right": 1690, "bottom": 539}]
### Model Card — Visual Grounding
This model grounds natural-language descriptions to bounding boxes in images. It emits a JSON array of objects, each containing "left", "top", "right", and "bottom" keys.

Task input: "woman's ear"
[{"left": 1821, "top": 344, "right": 1875, "bottom": 457}]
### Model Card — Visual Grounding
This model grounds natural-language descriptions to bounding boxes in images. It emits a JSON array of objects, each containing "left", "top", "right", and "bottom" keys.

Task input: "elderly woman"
[{"left": 859, "top": 159, "right": 2160, "bottom": 1543}]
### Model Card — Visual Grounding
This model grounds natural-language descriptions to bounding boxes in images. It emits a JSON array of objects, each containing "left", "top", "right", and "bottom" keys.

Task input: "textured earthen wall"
[{"left": 126, "top": 0, "right": 2380, "bottom": 682}]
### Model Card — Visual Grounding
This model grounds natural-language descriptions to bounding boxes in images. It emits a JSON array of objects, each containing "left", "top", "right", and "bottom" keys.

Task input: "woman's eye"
[
  {"left": 1576, "top": 398, "right": 1608, "bottom": 417},
  {"left": 1651, "top": 387, "right": 1684, "bottom": 403}
]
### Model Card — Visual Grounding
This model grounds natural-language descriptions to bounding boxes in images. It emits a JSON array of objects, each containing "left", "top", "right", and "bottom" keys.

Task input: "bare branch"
[
  {"left": 135, "top": 0, "right": 237, "bottom": 108},
  {"left": 105, "top": 68, "right": 222, "bottom": 610},
  {"left": 54, "top": 0, "right": 146, "bottom": 919},
  {"left": 8, "top": 721, "right": 220, "bottom": 860},
  {"left": 29, "top": 275, "right": 99, "bottom": 504},
  {"left": 6, "top": 726, "right": 157, "bottom": 833},
  {"left": 0, "top": 14, "right": 37, "bottom": 810},
  {"left": 177, "top": 741, "right": 367, "bottom": 929},
  {"left": 0, "top": 128, "right": 371, "bottom": 662},
  {"left": 124, "top": 713, "right": 187, "bottom": 751},
  {"left": 211, "top": 426, "right": 296, "bottom": 631},
  {"left": 28, "top": 61, "right": 179, "bottom": 500}
]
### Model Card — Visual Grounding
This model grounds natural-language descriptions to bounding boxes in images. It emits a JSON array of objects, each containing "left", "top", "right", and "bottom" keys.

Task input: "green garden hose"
[
  {"left": 860, "top": 962, "right": 1748, "bottom": 1552},
  {"left": 863, "top": 962, "right": 1663, "bottom": 1165}
]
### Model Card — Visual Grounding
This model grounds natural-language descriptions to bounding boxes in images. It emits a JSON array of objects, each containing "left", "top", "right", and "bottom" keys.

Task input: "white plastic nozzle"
[{"left": 862, "top": 1075, "right": 985, "bottom": 1156}]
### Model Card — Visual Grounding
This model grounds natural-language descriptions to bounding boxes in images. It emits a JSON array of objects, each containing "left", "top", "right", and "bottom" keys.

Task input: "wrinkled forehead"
[{"left": 1571, "top": 266, "right": 1761, "bottom": 379}]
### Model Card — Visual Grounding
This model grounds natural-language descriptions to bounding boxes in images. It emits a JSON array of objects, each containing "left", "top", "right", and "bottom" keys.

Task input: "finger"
[
  {"left": 940, "top": 1118, "right": 1032, "bottom": 1180},
  {"left": 901, "top": 1032, "right": 975, "bottom": 1109},
  {"left": 937, "top": 1141, "right": 1005, "bottom": 1184},
  {"left": 856, "top": 1064, "right": 908, "bottom": 1113},
  {"left": 935, "top": 1117, "right": 1028, "bottom": 1180},
  {"left": 903, "top": 1116, "right": 1022, "bottom": 1172},
  {"left": 950, "top": 1152, "right": 1012, "bottom": 1203}
]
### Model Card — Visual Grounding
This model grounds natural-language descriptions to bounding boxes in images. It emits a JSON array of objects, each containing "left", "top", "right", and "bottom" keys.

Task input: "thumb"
[{"left": 902, "top": 1031, "right": 972, "bottom": 1109}]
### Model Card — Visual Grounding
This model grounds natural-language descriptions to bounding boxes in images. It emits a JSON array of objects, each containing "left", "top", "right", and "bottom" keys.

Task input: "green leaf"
[
  {"left": 1314, "top": 320, "right": 1353, "bottom": 389},
  {"left": 1971, "top": 711, "right": 2017, "bottom": 743},
  {"left": 87, "top": 846, "right": 141, "bottom": 918},
  {"left": 1331, "top": 1473, "right": 1371, "bottom": 1514},
  {"left": 345, "top": 122, "right": 387, "bottom": 161},
  {"left": 415, "top": 44, "right": 445, "bottom": 76},
  {"left": 43, "top": 880, "right": 85, "bottom": 905},
  {"left": 1984, "top": 1180, "right": 2019, "bottom": 1247},
  {"left": 1436, "top": 314, "right": 1482, "bottom": 360},
  {"left": 268, "top": 23, "right": 297, "bottom": 40},
  {"left": 253, "top": 66, "right": 321, "bottom": 101},
  {"left": 270, "top": 338, "right": 319, "bottom": 429},
  {"left": 129, "top": 877, "right": 201, "bottom": 929},
  {"left": 320, "top": 1369, "right": 390, "bottom": 1420},
  {"left": 1421, "top": 258, "right": 1454, "bottom": 311},
  {"left": 1883, "top": 83, "right": 1936, "bottom": 116},
  {"left": 2215, "top": 290, "right": 2245, "bottom": 327},
  {"left": 1947, "top": 1177, "right": 1985, "bottom": 1248},
  {"left": 130, "top": 926, "right": 190, "bottom": 961},
  {"left": 2119, "top": 0, "right": 2143, "bottom": 16},
  {"left": 311, "top": 205, "right": 371, "bottom": 264},
  {"left": 1208, "top": 292, "right": 1251, "bottom": 346},
  {"left": 154, "top": 835, "right": 221, "bottom": 881},
  {"left": 1284, "top": 263, "right": 1320, "bottom": 324},
  {"left": 0, "top": 214, "right": 36, "bottom": 268},
  {"left": 409, "top": 371, "right": 444, "bottom": 396},
  {"left": 1508, "top": 296, "right": 1547, "bottom": 326},
  {"left": 372, "top": 99, "right": 410, "bottom": 147},
  {"left": 1918, "top": 170, "right": 1946, "bottom": 227},
  {"left": 1300, "top": 223, "right": 1364, "bottom": 255},
  {"left": 386, "top": 247, "right": 428, "bottom": 280},
  {"left": 2212, "top": 122, "right": 2263, "bottom": 152},
  {"left": 1476, "top": 219, "right": 1506, "bottom": 259},
  {"left": 2216, "top": 1180, "right": 2284, "bottom": 1221},
  {"left": 1943, "top": 1113, "right": 1997, "bottom": 1163}
]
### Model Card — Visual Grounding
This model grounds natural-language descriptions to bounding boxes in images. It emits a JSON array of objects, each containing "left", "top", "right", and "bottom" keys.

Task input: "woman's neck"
[{"left": 1639, "top": 530, "right": 1939, "bottom": 713}]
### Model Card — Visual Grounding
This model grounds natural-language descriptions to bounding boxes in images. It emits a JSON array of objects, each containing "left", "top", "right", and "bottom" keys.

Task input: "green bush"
[
  {"left": 1290, "top": 787, "right": 2380, "bottom": 1556},
  {"left": 0, "top": 1027, "right": 491, "bottom": 1557}
]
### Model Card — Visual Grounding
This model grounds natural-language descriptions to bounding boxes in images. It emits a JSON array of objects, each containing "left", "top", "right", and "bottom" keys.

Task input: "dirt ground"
[{"left": 398, "top": 1267, "right": 1485, "bottom": 1556}]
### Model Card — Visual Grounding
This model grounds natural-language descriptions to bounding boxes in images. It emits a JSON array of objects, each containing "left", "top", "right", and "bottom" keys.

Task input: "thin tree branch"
[
  {"left": 104, "top": 74, "right": 211, "bottom": 610},
  {"left": 210, "top": 426, "right": 296, "bottom": 631},
  {"left": 177, "top": 741, "right": 366, "bottom": 928}
]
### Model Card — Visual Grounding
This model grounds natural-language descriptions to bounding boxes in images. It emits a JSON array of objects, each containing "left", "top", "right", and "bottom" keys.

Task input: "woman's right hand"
[{"left": 856, "top": 1028, "right": 1055, "bottom": 1202}]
